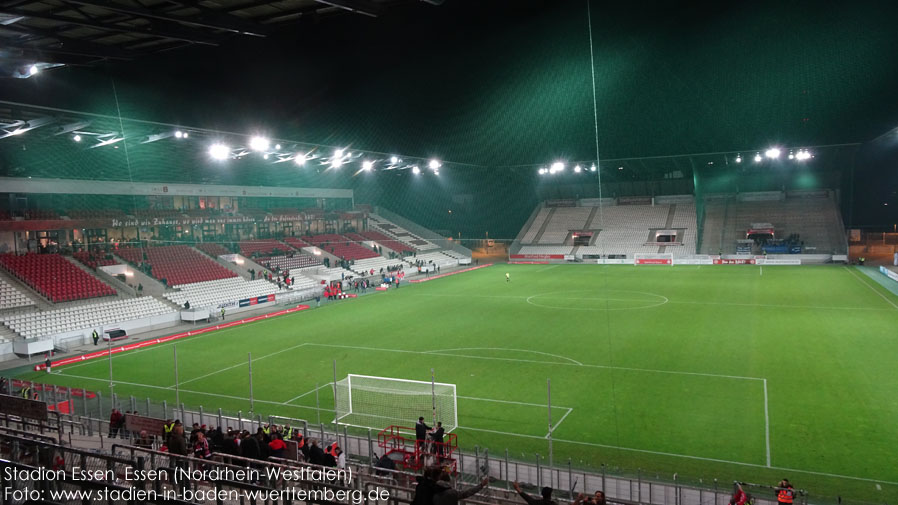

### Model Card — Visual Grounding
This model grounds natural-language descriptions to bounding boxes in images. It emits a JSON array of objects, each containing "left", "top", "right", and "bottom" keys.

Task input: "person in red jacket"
[{"left": 730, "top": 482, "right": 748, "bottom": 505}]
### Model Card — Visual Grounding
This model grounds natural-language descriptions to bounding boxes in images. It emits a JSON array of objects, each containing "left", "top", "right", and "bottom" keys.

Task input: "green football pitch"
[{"left": 15, "top": 264, "right": 898, "bottom": 502}]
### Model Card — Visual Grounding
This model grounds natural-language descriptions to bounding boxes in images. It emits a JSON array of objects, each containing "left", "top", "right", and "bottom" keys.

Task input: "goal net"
[
  {"left": 633, "top": 253, "right": 673, "bottom": 265},
  {"left": 334, "top": 374, "right": 458, "bottom": 432}
]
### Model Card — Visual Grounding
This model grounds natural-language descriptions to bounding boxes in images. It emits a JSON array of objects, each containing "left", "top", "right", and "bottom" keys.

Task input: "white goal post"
[
  {"left": 633, "top": 253, "right": 674, "bottom": 265},
  {"left": 335, "top": 374, "right": 458, "bottom": 432}
]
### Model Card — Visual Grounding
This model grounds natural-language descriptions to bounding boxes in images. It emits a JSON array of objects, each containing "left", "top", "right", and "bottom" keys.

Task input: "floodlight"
[
  {"left": 551, "top": 162, "right": 564, "bottom": 172},
  {"left": 574, "top": 165, "right": 582, "bottom": 173},
  {"left": 796, "top": 149, "right": 811, "bottom": 161},
  {"left": 275, "top": 144, "right": 282, "bottom": 150},
  {"left": 590, "top": 164, "right": 597, "bottom": 172},
  {"left": 429, "top": 159, "right": 441, "bottom": 170},
  {"left": 28, "top": 65, "right": 38, "bottom": 76},
  {"left": 249, "top": 136, "right": 270, "bottom": 151},
  {"left": 412, "top": 166, "right": 421, "bottom": 175},
  {"left": 788, "top": 151, "right": 795, "bottom": 160},
  {"left": 618, "top": 166, "right": 624, "bottom": 170},
  {"left": 735, "top": 154, "right": 742, "bottom": 163},
  {"left": 73, "top": 134, "right": 82, "bottom": 142},
  {"left": 765, "top": 148, "right": 780, "bottom": 159},
  {"left": 390, "top": 156, "right": 399, "bottom": 164},
  {"left": 434, "top": 169, "right": 439, "bottom": 176},
  {"left": 209, "top": 143, "right": 230, "bottom": 160},
  {"left": 754, "top": 153, "right": 762, "bottom": 163},
  {"left": 538, "top": 168, "right": 547, "bottom": 175},
  {"left": 295, "top": 153, "right": 306, "bottom": 166},
  {"left": 362, "top": 160, "right": 374, "bottom": 171},
  {"left": 263, "top": 154, "right": 270, "bottom": 160},
  {"left": 331, "top": 157, "right": 343, "bottom": 168},
  {"left": 183, "top": 132, "right": 189, "bottom": 138},
  {"left": 335, "top": 148, "right": 344, "bottom": 157},
  {"left": 174, "top": 130, "right": 184, "bottom": 139}
]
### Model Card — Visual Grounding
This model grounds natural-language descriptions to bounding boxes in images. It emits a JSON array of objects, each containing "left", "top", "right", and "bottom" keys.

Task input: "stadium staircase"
[
  {"left": 658, "top": 204, "right": 677, "bottom": 254},
  {"left": 531, "top": 207, "right": 556, "bottom": 243},
  {"left": 585, "top": 205, "right": 599, "bottom": 230},
  {"left": 62, "top": 255, "right": 130, "bottom": 299}
]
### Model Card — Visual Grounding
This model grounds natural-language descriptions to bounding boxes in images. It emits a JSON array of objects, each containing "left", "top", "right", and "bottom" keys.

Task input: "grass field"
[{"left": 15, "top": 264, "right": 898, "bottom": 502}]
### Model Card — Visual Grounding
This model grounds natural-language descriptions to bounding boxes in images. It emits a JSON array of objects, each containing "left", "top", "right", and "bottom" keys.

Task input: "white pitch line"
[
  {"left": 764, "top": 379, "right": 771, "bottom": 467},
  {"left": 417, "top": 292, "right": 891, "bottom": 312},
  {"left": 429, "top": 347, "right": 583, "bottom": 366},
  {"left": 52, "top": 370, "right": 898, "bottom": 487},
  {"left": 174, "top": 342, "right": 310, "bottom": 388},
  {"left": 284, "top": 382, "right": 333, "bottom": 404},
  {"left": 456, "top": 424, "right": 898, "bottom": 486},
  {"left": 459, "top": 395, "right": 572, "bottom": 409},
  {"left": 547, "top": 407, "right": 574, "bottom": 438},
  {"left": 304, "top": 342, "right": 764, "bottom": 381},
  {"left": 58, "top": 319, "right": 272, "bottom": 373},
  {"left": 57, "top": 371, "right": 318, "bottom": 412},
  {"left": 845, "top": 266, "right": 898, "bottom": 311}
]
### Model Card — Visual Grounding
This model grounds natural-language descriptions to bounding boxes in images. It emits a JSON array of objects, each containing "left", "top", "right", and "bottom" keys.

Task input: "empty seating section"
[
  {"left": 0, "top": 254, "right": 116, "bottom": 302},
  {"left": 669, "top": 203, "right": 697, "bottom": 256},
  {"left": 521, "top": 208, "right": 551, "bottom": 244},
  {"left": 195, "top": 243, "right": 231, "bottom": 257},
  {"left": 307, "top": 234, "right": 379, "bottom": 260},
  {"left": 538, "top": 207, "right": 592, "bottom": 244},
  {"left": 164, "top": 278, "right": 279, "bottom": 309},
  {"left": 516, "top": 245, "right": 573, "bottom": 256},
  {"left": 0, "top": 278, "right": 34, "bottom": 309},
  {"left": 359, "top": 231, "right": 416, "bottom": 254},
  {"left": 1, "top": 297, "right": 172, "bottom": 339},
  {"left": 441, "top": 250, "right": 469, "bottom": 260},
  {"left": 116, "top": 246, "right": 236, "bottom": 286},
  {"left": 700, "top": 195, "right": 846, "bottom": 254},
  {"left": 348, "top": 256, "right": 405, "bottom": 275},
  {"left": 72, "top": 251, "right": 119, "bottom": 270},
  {"left": 287, "top": 275, "right": 318, "bottom": 291},
  {"left": 239, "top": 240, "right": 291, "bottom": 257},
  {"left": 255, "top": 254, "right": 322, "bottom": 271},
  {"left": 283, "top": 237, "right": 310, "bottom": 249},
  {"left": 405, "top": 252, "right": 460, "bottom": 268},
  {"left": 367, "top": 214, "right": 439, "bottom": 250}
]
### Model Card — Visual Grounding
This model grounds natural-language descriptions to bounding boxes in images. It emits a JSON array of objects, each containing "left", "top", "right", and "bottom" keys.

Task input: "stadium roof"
[{"left": 0, "top": 0, "right": 415, "bottom": 71}]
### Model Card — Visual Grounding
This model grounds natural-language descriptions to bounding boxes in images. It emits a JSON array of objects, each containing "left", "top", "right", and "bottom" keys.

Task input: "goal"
[
  {"left": 334, "top": 374, "right": 458, "bottom": 432},
  {"left": 633, "top": 253, "right": 674, "bottom": 265}
]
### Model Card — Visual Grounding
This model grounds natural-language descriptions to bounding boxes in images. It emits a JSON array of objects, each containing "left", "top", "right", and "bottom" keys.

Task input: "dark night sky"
[{"left": 1, "top": 0, "right": 897, "bottom": 230}]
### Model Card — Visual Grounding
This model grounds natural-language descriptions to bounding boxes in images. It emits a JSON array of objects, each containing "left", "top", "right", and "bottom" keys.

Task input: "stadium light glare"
[
  {"left": 412, "top": 166, "right": 421, "bottom": 175},
  {"left": 335, "top": 148, "right": 344, "bottom": 157},
  {"left": 249, "top": 136, "right": 270, "bottom": 151},
  {"left": 275, "top": 144, "right": 282, "bottom": 150},
  {"left": 429, "top": 159, "right": 441, "bottom": 170},
  {"left": 574, "top": 165, "right": 582, "bottom": 173},
  {"left": 765, "top": 148, "right": 781, "bottom": 159},
  {"left": 795, "top": 149, "right": 812, "bottom": 161},
  {"left": 209, "top": 143, "right": 230, "bottom": 160},
  {"left": 28, "top": 65, "right": 38, "bottom": 76},
  {"left": 73, "top": 134, "right": 82, "bottom": 142},
  {"left": 295, "top": 153, "right": 307, "bottom": 166},
  {"left": 538, "top": 168, "right": 547, "bottom": 175},
  {"left": 788, "top": 151, "right": 795, "bottom": 160},
  {"left": 362, "top": 160, "right": 374, "bottom": 171},
  {"left": 735, "top": 154, "right": 742, "bottom": 163},
  {"left": 174, "top": 130, "right": 183, "bottom": 139},
  {"left": 183, "top": 132, "right": 188, "bottom": 138},
  {"left": 551, "top": 162, "right": 565, "bottom": 172},
  {"left": 331, "top": 157, "right": 343, "bottom": 168},
  {"left": 754, "top": 153, "right": 762, "bottom": 163},
  {"left": 590, "top": 164, "right": 597, "bottom": 172},
  {"left": 263, "top": 154, "right": 270, "bottom": 160},
  {"left": 390, "top": 156, "right": 399, "bottom": 164}
]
